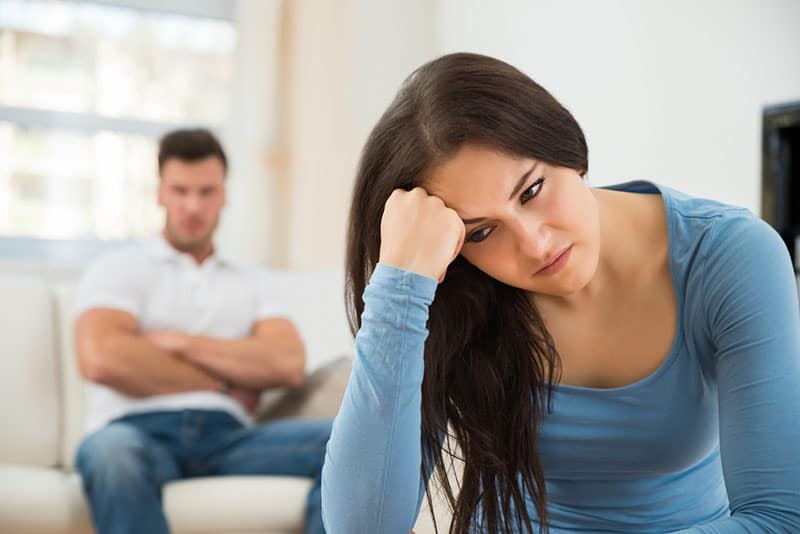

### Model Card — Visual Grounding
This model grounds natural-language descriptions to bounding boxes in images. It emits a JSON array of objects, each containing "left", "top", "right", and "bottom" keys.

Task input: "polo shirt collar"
[{"left": 144, "top": 233, "right": 231, "bottom": 268}]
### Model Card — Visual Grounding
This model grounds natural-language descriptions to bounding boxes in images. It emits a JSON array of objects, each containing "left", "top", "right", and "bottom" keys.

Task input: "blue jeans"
[{"left": 75, "top": 410, "right": 332, "bottom": 534}]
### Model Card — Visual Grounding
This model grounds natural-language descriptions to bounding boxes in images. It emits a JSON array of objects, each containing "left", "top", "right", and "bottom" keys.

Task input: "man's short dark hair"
[{"left": 158, "top": 128, "right": 228, "bottom": 174}]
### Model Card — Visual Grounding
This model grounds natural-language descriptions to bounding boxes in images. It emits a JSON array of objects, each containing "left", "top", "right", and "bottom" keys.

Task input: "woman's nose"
[{"left": 513, "top": 217, "right": 551, "bottom": 261}]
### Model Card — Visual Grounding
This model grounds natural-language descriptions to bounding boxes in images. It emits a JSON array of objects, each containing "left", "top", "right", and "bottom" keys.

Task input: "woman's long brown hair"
[{"left": 345, "top": 53, "right": 588, "bottom": 534}]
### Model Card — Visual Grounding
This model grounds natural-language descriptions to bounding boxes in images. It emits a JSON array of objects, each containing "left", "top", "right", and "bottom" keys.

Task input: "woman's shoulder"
[
  {"left": 657, "top": 183, "right": 749, "bottom": 221},
  {"left": 658, "top": 184, "right": 778, "bottom": 259},
  {"left": 699, "top": 207, "right": 788, "bottom": 277},
  {"left": 651, "top": 183, "right": 792, "bottom": 313},
  {"left": 643, "top": 182, "right": 772, "bottom": 261},
  {"left": 600, "top": 179, "right": 752, "bottom": 235},
  {"left": 674, "top": 191, "right": 793, "bottom": 319}
]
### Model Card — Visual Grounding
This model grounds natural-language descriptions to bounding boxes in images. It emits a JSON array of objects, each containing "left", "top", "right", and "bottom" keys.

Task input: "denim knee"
[
  {"left": 76, "top": 423, "right": 171, "bottom": 492},
  {"left": 309, "top": 419, "right": 334, "bottom": 447}
]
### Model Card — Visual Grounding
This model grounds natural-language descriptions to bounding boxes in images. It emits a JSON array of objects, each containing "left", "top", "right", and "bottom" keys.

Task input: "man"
[{"left": 73, "top": 128, "right": 331, "bottom": 534}]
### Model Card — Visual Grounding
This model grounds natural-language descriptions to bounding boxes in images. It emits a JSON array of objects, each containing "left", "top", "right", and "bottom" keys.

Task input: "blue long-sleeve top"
[{"left": 321, "top": 181, "right": 800, "bottom": 533}]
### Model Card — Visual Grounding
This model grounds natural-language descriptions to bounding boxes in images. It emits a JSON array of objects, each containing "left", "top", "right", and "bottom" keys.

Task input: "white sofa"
[
  {"left": 0, "top": 260, "right": 354, "bottom": 534},
  {"left": 0, "top": 259, "right": 452, "bottom": 534}
]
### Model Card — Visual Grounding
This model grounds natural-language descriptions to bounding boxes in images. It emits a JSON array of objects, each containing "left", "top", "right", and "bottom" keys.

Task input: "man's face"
[{"left": 157, "top": 156, "right": 226, "bottom": 252}]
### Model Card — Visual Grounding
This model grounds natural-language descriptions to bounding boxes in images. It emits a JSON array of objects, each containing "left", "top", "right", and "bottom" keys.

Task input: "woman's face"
[{"left": 424, "top": 143, "right": 601, "bottom": 297}]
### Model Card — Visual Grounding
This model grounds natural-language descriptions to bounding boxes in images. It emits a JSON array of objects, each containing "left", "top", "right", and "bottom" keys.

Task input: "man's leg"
[
  {"left": 75, "top": 419, "right": 182, "bottom": 534},
  {"left": 201, "top": 416, "right": 333, "bottom": 534}
]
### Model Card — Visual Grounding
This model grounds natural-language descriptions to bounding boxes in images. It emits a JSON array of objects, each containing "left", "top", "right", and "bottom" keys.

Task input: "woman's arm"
[
  {"left": 678, "top": 214, "right": 800, "bottom": 533},
  {"left": 321, "top": 264, "right": 438, "bottom": 533}
]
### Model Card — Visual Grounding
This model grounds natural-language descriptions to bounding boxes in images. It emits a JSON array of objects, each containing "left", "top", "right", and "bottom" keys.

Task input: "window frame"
[{"left": 0, "top": 0, "right": 237, "bottom": 266}]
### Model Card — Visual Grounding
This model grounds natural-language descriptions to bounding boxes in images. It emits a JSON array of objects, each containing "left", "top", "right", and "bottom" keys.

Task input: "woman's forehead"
[{"left": 425, "top": 147, "right": 538, "bottom": 205}]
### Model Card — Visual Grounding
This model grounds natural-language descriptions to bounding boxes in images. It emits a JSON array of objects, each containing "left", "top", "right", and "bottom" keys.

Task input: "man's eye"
[
  {"left": 520, "top": 177, "right": 545, "bottom": 204},
  {"left": 467, "top": 227, "right": 493, "bottom": 243}
]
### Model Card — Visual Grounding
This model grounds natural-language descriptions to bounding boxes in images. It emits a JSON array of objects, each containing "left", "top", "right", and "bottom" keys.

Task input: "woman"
[{"left": 320, "top": 53, "right": 800, "bottom": 533}]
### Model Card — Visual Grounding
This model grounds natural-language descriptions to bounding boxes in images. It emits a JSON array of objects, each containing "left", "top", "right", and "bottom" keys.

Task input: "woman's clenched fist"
[{"left": 378, "top": 187, "right": 465, "bottom": 282}]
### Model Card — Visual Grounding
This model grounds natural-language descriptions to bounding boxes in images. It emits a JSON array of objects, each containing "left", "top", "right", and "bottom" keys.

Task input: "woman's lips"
[{"left": 536, "top": 245, "right": 573, "bottom": 276}]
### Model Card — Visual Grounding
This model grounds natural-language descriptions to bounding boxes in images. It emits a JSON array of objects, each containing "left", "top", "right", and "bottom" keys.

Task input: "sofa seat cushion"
[
  {"left": 164, "top": 476, "right": 310, "bottom": 533},
  {"left": 0, "top": 465, "right": 92, "bottom": 534},
  {"left": 0, "top": 465, "right": 309, "bottom": 534}
]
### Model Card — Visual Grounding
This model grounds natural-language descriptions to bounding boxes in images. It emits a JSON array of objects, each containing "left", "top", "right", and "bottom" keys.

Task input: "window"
[{"left": 0, "top": 0, "right": 236, "bottom": 246}]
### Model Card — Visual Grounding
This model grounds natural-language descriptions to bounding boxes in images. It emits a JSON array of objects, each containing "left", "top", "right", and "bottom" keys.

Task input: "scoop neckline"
[{"left": 548, "top": 180, "right": 685, "bottom": 396}]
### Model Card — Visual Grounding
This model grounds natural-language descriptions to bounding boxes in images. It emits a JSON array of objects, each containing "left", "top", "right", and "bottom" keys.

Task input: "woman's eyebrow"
[
  {"left": 507, "top": 161, "right": 540, "bottom": 200},
  {"left": 461, "top": 161, "right": 541, "bottom": 226}
]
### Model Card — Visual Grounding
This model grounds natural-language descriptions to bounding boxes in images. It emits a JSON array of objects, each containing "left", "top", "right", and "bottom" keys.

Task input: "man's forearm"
[
  {"left": 86, "top": 333, "right": 222, "bottom": 397},
  {"left": 181, "top": 335, "right": 304, "bottom": 390}
]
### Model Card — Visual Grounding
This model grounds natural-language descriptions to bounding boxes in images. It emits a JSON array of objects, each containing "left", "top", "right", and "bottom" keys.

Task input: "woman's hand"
[{"left": 379, "top": 187, "right": 465, "bottom": 282}]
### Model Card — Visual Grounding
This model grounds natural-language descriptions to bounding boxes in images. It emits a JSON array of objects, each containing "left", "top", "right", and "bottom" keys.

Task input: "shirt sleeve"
[
  {"left": 677, "top": 213, "right": 800, "bottom": 532},
  {"left": 321, "top": 263, "right": 438, "bottom": 534},
  {"left": 72, "top": 251, "right": 146, "bottom": 319}
]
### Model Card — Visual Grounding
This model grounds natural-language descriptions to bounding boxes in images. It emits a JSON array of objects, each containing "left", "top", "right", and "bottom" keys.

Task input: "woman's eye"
[
  {"left": 467, "top": 226, "right": 493, "bottom": 243},
  {"left": 520, "top": 177, "right": 545, "bottom": 204},
  {"left": 465, "top": 177, "right": 544, "bottom": 244}
]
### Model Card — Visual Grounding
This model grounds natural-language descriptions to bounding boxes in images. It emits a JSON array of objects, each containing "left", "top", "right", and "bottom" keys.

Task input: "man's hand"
[
  {"left": 75, "top": 310, "right": 229, "bottom": 398},
  {"left": 144, "top": 330, "right": 189, "bottom": 354},
  {"left": 228, "top": 386, "right": 261, "bottom": 414},
  {"left": 146, "top": 330, "right": 261, "bottom": 411}
]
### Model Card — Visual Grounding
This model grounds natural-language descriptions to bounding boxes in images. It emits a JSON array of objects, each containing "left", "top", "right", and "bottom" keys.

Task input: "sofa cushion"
[
  {"left": 0, "top": 274, "right": 61, "bottom": 467},
  {"left": 0, "top": 465, "right": 92, "bottom": 534},
  {"left": 257, "top": 356, "right": 351, "bottom": 422},
  {"left": 164, "top": 476, "right": 309, "bottom": 533},
  {"left": 0, "top": 465, "right": 308, "bottom": 534}
]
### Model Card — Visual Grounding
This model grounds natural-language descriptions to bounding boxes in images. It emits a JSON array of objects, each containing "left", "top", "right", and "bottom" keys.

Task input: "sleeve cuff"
[{"left": 369, "top": 263, "right": 439, "bottom": 304}]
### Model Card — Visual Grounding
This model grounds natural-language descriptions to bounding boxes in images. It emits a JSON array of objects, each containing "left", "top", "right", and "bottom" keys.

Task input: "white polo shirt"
[{"left": 73, "top": 235, "right": 290, "bottom": 434}]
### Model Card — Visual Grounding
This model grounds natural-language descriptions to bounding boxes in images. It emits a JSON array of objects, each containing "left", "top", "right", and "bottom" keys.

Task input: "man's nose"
[{"left": 183, "top": 194, "right": 202, "bottom": 213}]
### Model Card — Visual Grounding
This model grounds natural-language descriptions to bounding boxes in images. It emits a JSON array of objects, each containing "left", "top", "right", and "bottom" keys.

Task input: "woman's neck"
[{"left": 536, "top": 187, "right": 667, "bottom": 313}]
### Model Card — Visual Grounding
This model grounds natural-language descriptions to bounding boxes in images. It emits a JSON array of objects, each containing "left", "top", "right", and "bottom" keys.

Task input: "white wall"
[
  {"left": 282, "top": 0, "right": 437, "bottom": 271},
  {"left": 219, "top": 0, "right": 800, "bottom": 270},
  {"left": 350, "top": 0, "right": 438, "bottom": 152},
  {"left": 217, "top": 0, "right": 283, "bottom": 267},
  {"left": 435, "top": 0, "right": 800, "bottom": 212}
]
